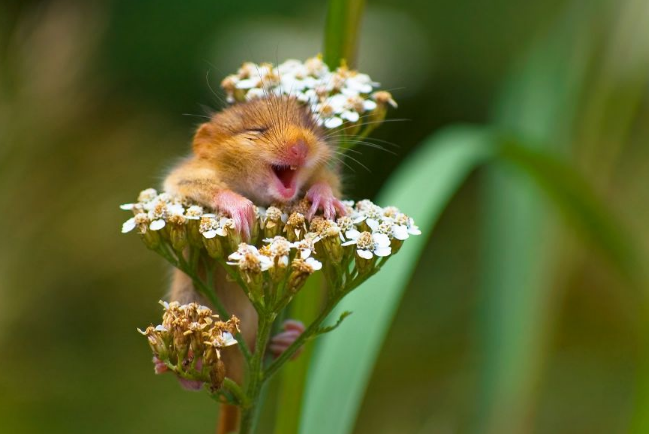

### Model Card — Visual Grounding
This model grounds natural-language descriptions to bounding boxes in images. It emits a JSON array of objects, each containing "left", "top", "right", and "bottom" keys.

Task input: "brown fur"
[{"left": 163, "top": 95, "right": 341, "bottom": 433}]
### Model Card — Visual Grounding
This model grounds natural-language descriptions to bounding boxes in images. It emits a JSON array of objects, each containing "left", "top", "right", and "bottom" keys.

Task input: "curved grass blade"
[
  {"left": 300, "top": 126, "right": 495, "bottom": 434},
  {"left": 299, "top": 124, "right": 644, "bottom": 434}
]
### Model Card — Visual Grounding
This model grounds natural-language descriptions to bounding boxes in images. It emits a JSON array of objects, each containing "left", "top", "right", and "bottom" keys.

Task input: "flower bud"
[
  {"left": 209, "top": 359, "right": 226, "bottom": 392},
  {"left": 199, "top": 214, "right": 225, "bottom": 258},
  {"left": 138, "top": 325, "right": 169, "bottom": 359},
  {"left": 223, "top": 219, "right": 242, "bottom": 252},
  {"left": 185, "top": 206, "right": 205, "bottom": 247},
  {"left": 203, "top": 234, "right": 224, "bottom": 259},
  {"left": 168, "top": 214, "right": 188, "bottom": 251},
  {"left": 284, "top": 212, "right": 307, "bottom": 242},
  {"left": 141, "top": 228, "right": 161, "bottom": 250},
  {"left": 369, "top": 91, "right": 397, "bottom": 125},
  {"left": 287, "top": 257, "right": 322, "bottom": 293},
  {"left": 262, "top": 206, "right": 285, "bottom": 239}
]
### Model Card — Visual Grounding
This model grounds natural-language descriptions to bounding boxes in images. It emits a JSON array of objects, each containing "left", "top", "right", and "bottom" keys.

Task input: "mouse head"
[{"left": 193, "top": 95, "right": 333, "bottom": 204}]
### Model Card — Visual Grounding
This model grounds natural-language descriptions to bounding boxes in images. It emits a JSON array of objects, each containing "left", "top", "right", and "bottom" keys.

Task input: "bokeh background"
[{"left": 1, "top": 0, "right": 648, "bottom": 433}]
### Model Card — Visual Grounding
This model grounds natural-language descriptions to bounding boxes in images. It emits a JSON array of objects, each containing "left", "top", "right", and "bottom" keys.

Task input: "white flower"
[
  {"left": 220, "top": 56, "right": 395, "bottom": 128},
  {"left": 259, "top": 206, "right": 287, "bottom": 228},
  {"left": 138, "top": 188, "right": 158, "bottom": 203},
  {"left": 199, "top": 214, "right": 226, "bottom": 239},
  {"left": 292, "top": 233, "right": 319, "bottom": 259},
  {"left": 342, "top": 231, "right": 391, "bottom": 259},
  {"left": 185, "top": 205, "right": 204, "bottom": 220},
  {"left": 371, "top": 217, "right": 407, "bottom": 241},
  {"left": 123, "top": 212, "right": 150, "bottom": 234},
  {"left": 246, "top": 87, "right": 266, "bottom": 100},
  {"left": 344, "top": 72, "right": 377, "bottom": 94},
  {"left": 227, "top": 244, "right": 273, "bottom": 271},
  {"left": 262, "top": 236, "right": 293, "bottom": 267},
  {"left": 394, "top": 213, "right": 421, "bottom": 236},
  {"left": 236, "top": 78, "right": 260, "bottom": 89},
  {"left": 336, "top": 216, "right": 360, "bottom": 241}
]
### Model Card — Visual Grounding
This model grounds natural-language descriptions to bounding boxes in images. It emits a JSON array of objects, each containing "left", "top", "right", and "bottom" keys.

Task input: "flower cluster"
[
  {"left": 121, "top": 189, "right": 420, "bottom": 298},
  {"left": 221, "top": 55, "right": 397, "bottom": 132},
  {"left": 138, "top": 301, "right": 240, "bottom": 391}
]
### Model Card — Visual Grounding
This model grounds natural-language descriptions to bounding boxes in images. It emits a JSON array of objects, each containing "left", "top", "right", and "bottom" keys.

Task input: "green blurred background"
[{"left": 1, "top": 0, "right": 648, "bottom": 433}]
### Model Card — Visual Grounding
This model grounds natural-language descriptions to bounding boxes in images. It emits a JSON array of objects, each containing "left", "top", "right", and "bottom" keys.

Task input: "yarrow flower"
[
  {"left": 220, "top": 55, "right": 397, "bottom": 132},
  {"left": 228, "top": 244, "right": 273, "bottom": 273},
  {"left": 138, "top": 301, "right": 240, "bottom": 391},
  {"left": 342, "top": 231, "right": 392, "bottom": 260},
  {"left": 122, "top": 188, "right": 419, "bottom": 301}
]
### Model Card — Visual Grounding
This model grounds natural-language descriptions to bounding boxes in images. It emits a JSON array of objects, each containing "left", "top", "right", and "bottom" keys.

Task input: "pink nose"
[{"left": 289, "top": 141, "right": 308, "bottom": 162}]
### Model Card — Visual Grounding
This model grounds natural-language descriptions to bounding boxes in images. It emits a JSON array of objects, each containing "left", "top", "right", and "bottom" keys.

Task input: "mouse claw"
[
  {"left": 213, "top": 190, "right": 256, "bottom": 241},
  {"left": 268, "top": 319, "right": 306, "bottom": 359},
  {"left": 152, "top": 355, "right": 204, "bottom": 391},
  {"left": 306, "top": 182, "right": 346, "bottom": 220}
]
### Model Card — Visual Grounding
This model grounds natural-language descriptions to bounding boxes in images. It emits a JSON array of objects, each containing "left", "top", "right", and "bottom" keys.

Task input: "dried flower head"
[{"left": 139, "top": 302, "right": 239, "bottom": 391}]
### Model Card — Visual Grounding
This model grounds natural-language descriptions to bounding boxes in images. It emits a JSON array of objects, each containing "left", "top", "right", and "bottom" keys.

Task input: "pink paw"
[
  {"left": 152, "top": 355, "right": 204, "bottom": 391},
  {"left": 305, "top": 182, "right": 346, "bottom": 220},
  {"left": 268, "top": 320, "right": 305, "bottom": 360},
  {"left": 213, "top": 190, "right": 256, "bottom": 241}
]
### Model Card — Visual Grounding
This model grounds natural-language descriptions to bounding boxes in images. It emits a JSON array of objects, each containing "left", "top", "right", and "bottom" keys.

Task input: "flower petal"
[
  {"left": 366, "top": 218, "right": 380, "bottom": 231},
  {"left": 392, "top": 225, "right": 409, "bottom": 240},
  {"left": 372, "top": 232, "right": 391, "bottom": 248},
  {"left": 150, "top": 219, "right": 166, "bottom": 231},
  {"left": 374, "top": 246, "right": 392, "bottom": 257},
  {"left": 345, "top": 229, "right": 360, "bottom": 240},
  {"left": 222, "top": 332, "right": 238, "bottom": 346},
  {"left": 357, "top": 249, "right": 373, "bottom": 260},
  {"left": 121, "top": 218, "right": 136, "bottom": 233},
  {"left": 324, "top": 116, "right": 343, "bottom": 129},
  {"left": 305, "top": 257, "right": 323, "bottom": 271},
  {"left": 203, "top": 229, "right": 218, "bottom": 239}
]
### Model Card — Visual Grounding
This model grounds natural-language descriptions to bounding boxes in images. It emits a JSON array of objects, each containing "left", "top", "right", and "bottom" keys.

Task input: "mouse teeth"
[{"left": 290, "top": 165, "right": 297, "bottom": 171}]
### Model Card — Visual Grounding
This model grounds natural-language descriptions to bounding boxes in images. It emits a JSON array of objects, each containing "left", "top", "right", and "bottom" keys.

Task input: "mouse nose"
[{"left": 289, "top": 141, "right": 308, "bottom": 163}]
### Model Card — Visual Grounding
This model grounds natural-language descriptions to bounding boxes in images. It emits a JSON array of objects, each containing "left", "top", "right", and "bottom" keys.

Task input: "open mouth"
[{"left": 271, "top": 164, "right": 299, "bottom": 199}]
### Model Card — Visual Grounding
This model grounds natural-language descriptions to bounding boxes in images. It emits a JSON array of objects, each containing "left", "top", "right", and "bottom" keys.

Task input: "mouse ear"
[{"left": 192, "top": 122, "right": 215, "bottom": 157}]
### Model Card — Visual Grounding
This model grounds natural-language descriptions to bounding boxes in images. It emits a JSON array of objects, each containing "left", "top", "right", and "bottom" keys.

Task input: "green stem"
[
  {"left": 239, "top": 313, "right": 275, "bottom": 434},
  {"left": 323, "top": 0, "right": 365, "bottom": 69},
  {"left": 264, "top": 294, "right": 342, "bottom": 382},
  {"left": 221, "top": 377, "right": 248, "bottom": 407}
]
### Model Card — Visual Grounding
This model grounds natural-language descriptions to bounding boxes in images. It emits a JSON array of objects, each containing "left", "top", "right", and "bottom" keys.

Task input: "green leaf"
[
  {"left": 314, "top": 311, "right": 352, "bottom": 336},
  {"left": 298, "top": 123, "right": 644, "bottom": 434},
  {"left": 300, "top": 126, "right": 494, "bottom": 434},
  {"left": 497, "top": 140, "right": 643, "bottom": 286}
]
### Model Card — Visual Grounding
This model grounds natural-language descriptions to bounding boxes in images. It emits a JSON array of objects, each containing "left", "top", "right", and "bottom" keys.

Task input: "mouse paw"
[
  {"left": 213, "top": 190, "right": 256, "bottom": 241},
  {"left": 268, "top": 319, "right": 305, "bottom": 359},
  {"left": 152, "top": 355, "right": 205, "bottom": 391},
  {"left": 305, "top": 182, "right": 346, "bottom": 220}
]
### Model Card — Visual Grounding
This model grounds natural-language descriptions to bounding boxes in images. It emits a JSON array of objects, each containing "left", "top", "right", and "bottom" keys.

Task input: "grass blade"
[{"left": 300, "top": 126, "right": 494, "bottom": 434}]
